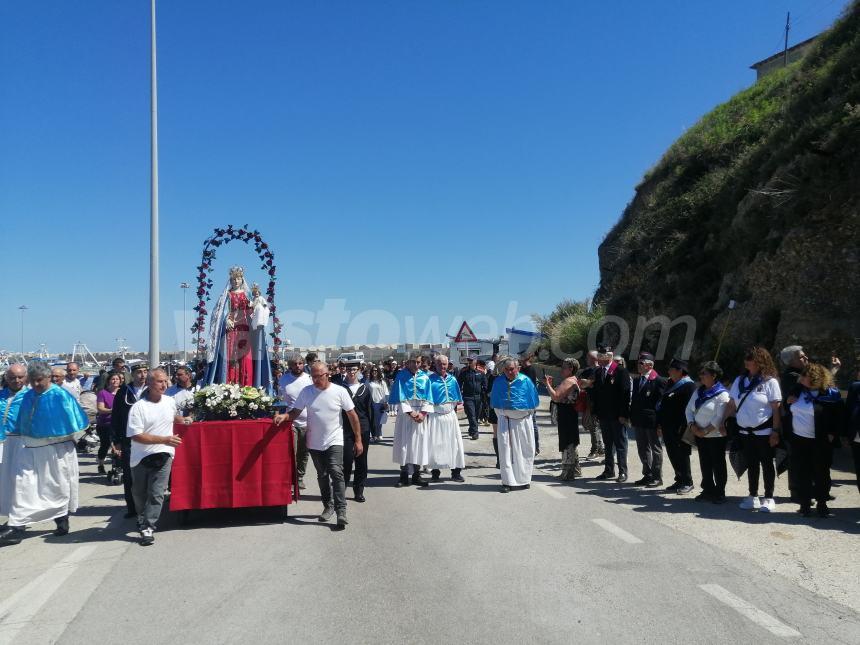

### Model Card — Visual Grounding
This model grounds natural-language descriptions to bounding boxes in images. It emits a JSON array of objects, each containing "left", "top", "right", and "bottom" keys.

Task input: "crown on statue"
[{"left": 229, "top": 266, "right": 245, "bottom": 280}]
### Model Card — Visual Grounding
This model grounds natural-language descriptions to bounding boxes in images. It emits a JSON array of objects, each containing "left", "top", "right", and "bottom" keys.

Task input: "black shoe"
[
  {"left": 595, "top": 472, "right": 615, "bottom": 481},
  {"left": 816, "top": 503, "right": 832, "bottom": 518},
  {"left": 430, "top": 469, "right": 441, "bottom": 482},
  {"left": 665, "top": 482, "right": 681, "bottom": 492},
  {"left": 469, "top": 434, "right": 479, "bottom": 441},
  {"left": 411, "top": 473, "right": 429, "bottom": 488},
  {"left": 633, "top": 477, "right": 651, "bottom": 486},
  {"left": 354, "top": 489, "right": 366, "bottom": 503},
  {"left": 318, "top": 505, "right": 335, "bottom": 522},
  {"left": 645, "top": 479, "right": 663, "bottom": 488},
  {"left": 798, "top": 504, "right": 813, "bottom": 517},
  {"left": 54, "top": 516, "right": 70, "bottom": 536},
  {"left": 676, "top": 484, "right": 694, "bottom": 495},
  {"left": 298, "top": 478, "right": 307, "bottom": 490},
  {"left": 139, "top": 529, "right": 155, "bottom": 546},
  {"left": 336, "top": 512, "right": 348, "bottom": 529},
  {"left": 97, "top": 463, "right": 106, "bottom": 475},
  {"left": 451, "top": 469, "right": 465, "bottom": 483},
  {"left": 616, "top": 474, "right": 628, "bottom": 483},
  {"left": 826, "top": 494, "right": 836, "bottom": 502},
  {"left": 711, "top": 495, "right": 726, "bottom": 504},
  {"left": 395, "top": 472, "right": 410, "bottom": 488},
  {"left": 0, "top": 526, "right": 25, "bottom": 546},
  {"left": 695, "top": 491, "right": 713, "bottom": 501}
]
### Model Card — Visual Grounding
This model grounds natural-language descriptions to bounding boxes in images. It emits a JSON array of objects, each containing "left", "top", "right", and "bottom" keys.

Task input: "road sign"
[{"left": 453, "top": 321, "right": 478, "bottom": 344}]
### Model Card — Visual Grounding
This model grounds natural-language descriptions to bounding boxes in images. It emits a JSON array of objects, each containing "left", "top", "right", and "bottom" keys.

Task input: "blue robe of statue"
[
  {"left": 16, "top": 385, "right": 89, "bottom": 447},
  {"left": 491, "top": 372, "right": 539, "bottom": 410}
]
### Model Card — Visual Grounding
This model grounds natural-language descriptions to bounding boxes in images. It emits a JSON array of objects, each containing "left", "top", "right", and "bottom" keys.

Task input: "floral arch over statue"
[{"left": 191, "top": 225, "right": 283, "bottom": 393}]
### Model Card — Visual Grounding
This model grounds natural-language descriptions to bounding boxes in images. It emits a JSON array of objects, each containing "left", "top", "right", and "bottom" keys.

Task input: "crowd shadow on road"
[
  {"left": 554, "top": 468, "right": 860, "bottom": 535},
  {"left": 46, "top": 508, "right": 137, "bottom": 545}
]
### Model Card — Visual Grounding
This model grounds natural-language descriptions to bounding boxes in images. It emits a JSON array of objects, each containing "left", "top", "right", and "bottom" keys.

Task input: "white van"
[{"left": 336, "top": 351, "right": 366, "bottom": 364}]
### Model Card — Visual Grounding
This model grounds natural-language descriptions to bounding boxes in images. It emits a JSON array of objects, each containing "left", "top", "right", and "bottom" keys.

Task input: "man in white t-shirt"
[
  {"left": 274, "top": 361, "right": 362, "bottom": 529},
  {"left": 61, "top": 362, "right": 82, "bottom": 402},
  {"left": 165, "top": 366, "right": 197, "bottom": 416},
  {"left": 127, "top": 368, "right": 192, "bottom": 545},
  {"left": 278, "top": 353, "right": 312, "bottom": 489}
]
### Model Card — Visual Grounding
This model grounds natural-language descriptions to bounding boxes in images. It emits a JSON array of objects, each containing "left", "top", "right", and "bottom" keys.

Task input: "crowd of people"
[
  {"left": 1, "top": 342, "right": 858, "bottom": 545},
  {"left": 545, "top": 344, "right": 858, "bottom": 519}
]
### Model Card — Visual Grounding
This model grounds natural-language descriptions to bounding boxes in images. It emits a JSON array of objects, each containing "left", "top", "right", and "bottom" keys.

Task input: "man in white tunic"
[
  {"left": 389, "top": 356, "right": 432, "bottom": 488},
  {"left": 490, "top": 357, "right": 540, "bottom": 492},
  {"left": 0, "top": 362, "right": 88, "bottom": 545},
  {"left": 427, "top": 355, "right": 465, "bottom": 483},
  {"left": 0, "top": 363, "right": 29, "bottom": 514}
]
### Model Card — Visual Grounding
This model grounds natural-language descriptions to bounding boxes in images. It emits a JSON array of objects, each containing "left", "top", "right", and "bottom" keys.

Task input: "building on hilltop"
[{"left": 750, "top": 35, "right": 819, "bottom": 81}]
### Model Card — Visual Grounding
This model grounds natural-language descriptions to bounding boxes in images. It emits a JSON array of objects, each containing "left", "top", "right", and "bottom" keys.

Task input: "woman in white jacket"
[{"left": 686, "top": 361, "right": 731, "bottom": 504}]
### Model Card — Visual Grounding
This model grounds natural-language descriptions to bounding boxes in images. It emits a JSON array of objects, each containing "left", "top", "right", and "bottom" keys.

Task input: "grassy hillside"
[{"left": 594, "top": 2, "right": 860, "bottom": 375}]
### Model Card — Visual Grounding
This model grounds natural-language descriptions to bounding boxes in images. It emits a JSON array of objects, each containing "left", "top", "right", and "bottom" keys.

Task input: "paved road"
[{"left": 2, "top": 402, "right": 859, "bottom": 644}]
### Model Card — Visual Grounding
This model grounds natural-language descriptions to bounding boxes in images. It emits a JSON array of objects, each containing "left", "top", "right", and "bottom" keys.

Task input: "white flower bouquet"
[{"left": 191, "top": 384, "right": 275, "bottom": 421}]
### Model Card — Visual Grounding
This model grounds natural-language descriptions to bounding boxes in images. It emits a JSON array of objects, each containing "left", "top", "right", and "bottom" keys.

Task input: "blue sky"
[{"left": 0, "top": 0, "right": 848, "bottom": 354}]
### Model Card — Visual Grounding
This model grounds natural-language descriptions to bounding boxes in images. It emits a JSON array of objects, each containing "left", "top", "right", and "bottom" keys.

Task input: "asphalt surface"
[{"left": 2, "top": 400, "right": 859, "bottom": 644}]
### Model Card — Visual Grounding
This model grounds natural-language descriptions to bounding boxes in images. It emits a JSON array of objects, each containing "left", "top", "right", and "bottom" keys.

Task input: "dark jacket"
[
  {"left": 656, "top": 379, "right": 697, "bottom": 437},
  {"left": 845, "top": 382, "right": 860, "bottom": 442},
  {"left": 341, "top": 382, "right": 374, "bottom": 438},
  {"left": 629, "top": 372, "right": 669, "bottom": 429},
  {"left": 589, "top": 363, "right": 632, "bottom": 419},
  {"left": 784, "top": 389, "right": 844, "bottom": 442},
  {"left": 458, "top": 368, "right": 487, "bottom": 398},
  {"left": 110, "top": 383, "right": 147, "bottom": 444}
]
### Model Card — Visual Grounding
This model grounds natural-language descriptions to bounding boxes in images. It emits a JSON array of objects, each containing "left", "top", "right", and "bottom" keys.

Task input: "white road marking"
[
  {"left": 591, "top": 518, "right": 643, "bottom": 544},
  {"left": 699, "top": 584, "right": 801, "bottom": 638},
  {"left": 0, "top": 544, "right": 98, "bottom": 645},
  {"left": 536, "top": 483, "right": 566, "bottom": 499}
]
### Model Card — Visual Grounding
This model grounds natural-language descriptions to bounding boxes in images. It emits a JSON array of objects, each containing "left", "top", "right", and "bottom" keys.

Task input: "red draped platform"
[{"left": 170, "top": 419, "right": 298, "bottom": 512}]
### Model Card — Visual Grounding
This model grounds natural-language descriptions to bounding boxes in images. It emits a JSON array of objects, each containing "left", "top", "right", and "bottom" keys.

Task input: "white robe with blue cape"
[
  {"left": 426, "top": 373, "right": 464, "bottom": 470},
  {"left": 0, "top": 387, "right": 27, "bottom": 515},
  {"left": 389, "top": 369, "right": 432, "bottom": 467},
  {"left": 7, "top": 385, "right": 88, "bottom": 527},
  {"left": 491, "top": 373, "right": 539, "bottom": 486}
]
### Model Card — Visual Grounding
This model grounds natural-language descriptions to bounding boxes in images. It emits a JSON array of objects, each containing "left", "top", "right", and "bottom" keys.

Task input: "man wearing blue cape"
[
  {"left": 427, "top": 355, "right": 465, "bottom": 483},
  {"left": 490, "top": 356, "right": 540, "bottom": 491},
  {"left": 0, "top": 363, "right": 29, "bottom": 518},
  {"left": 389, "top": 355, "right": 432, "bottom": 487},
  {"left": 0, "top": 362, "right": 89, "bottom": 546}
]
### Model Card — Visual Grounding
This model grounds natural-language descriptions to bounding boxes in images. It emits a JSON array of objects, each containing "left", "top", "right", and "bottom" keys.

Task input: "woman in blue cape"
[{"left": 490, "top": 356, "right": 540, "bottom": 491}]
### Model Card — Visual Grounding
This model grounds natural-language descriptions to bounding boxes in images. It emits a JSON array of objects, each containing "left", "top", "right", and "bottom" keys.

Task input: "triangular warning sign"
[{"left": 453, "top": 321, "right": 478, "bottom": 343}]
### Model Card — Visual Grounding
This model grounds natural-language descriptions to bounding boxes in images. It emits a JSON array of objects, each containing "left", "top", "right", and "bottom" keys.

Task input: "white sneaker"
[
  {"left": 759, "top": 498, "right": 776, "bottom": 513},
  {"left": 739, "top": 496, "right": 761, "bottom": 510}
]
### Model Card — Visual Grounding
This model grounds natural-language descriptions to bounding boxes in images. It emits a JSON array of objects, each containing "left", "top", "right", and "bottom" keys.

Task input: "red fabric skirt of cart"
[{"left": 169, "top": 419, "right": 298, "bottom": 511}]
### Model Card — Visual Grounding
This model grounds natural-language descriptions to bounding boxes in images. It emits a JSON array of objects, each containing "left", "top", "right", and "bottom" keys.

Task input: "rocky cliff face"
[{"left": 595, "top": 3, "right": 860, "bottom": 378}]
